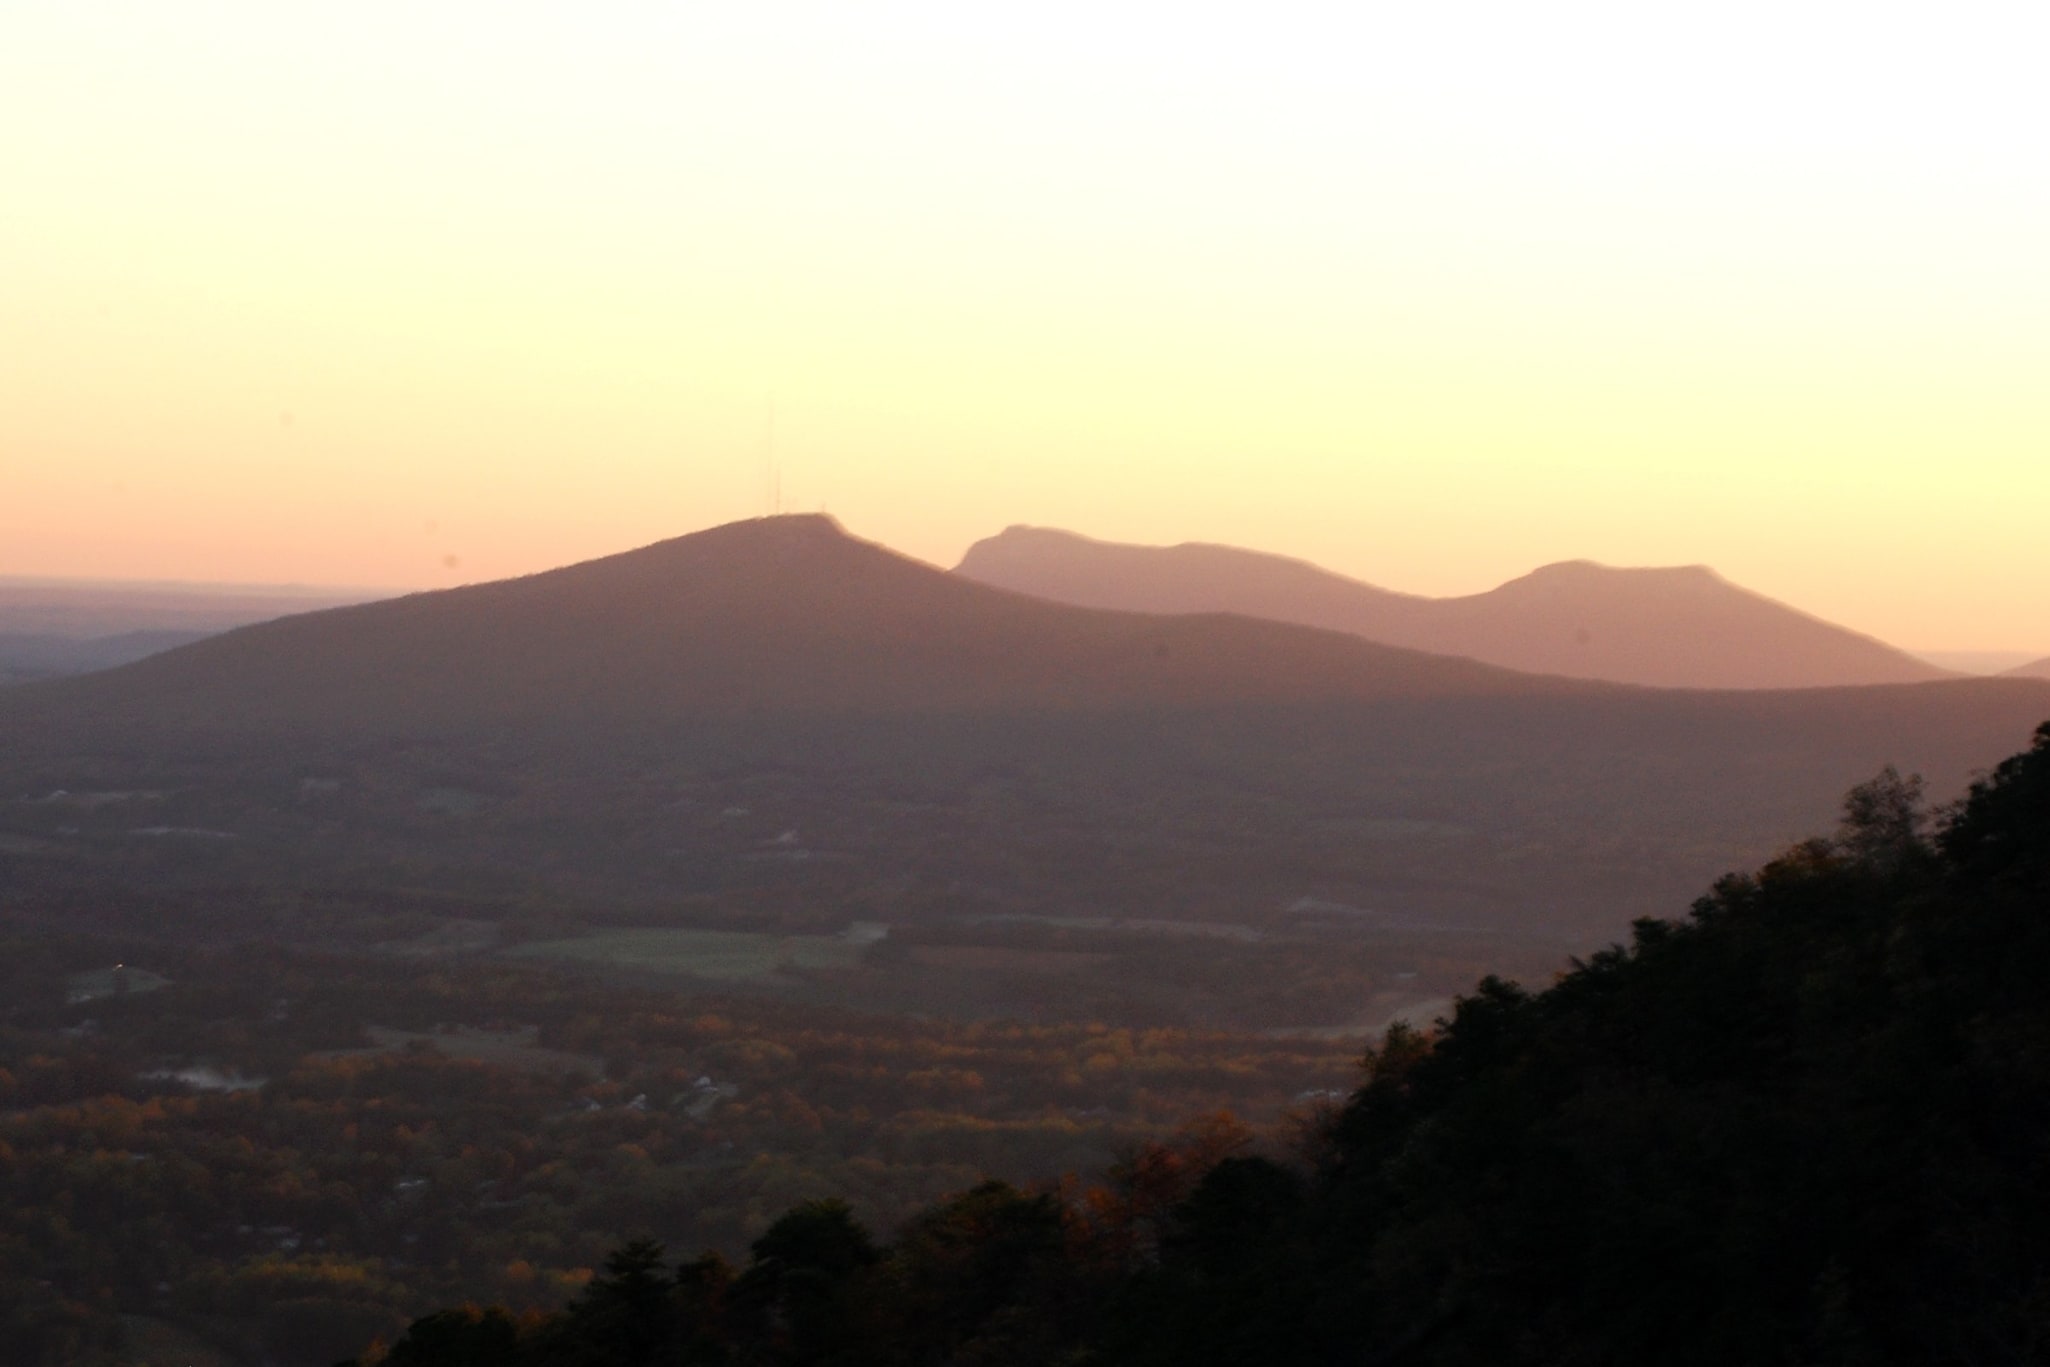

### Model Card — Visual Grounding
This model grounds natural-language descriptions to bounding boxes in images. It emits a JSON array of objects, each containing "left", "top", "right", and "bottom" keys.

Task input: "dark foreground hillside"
[{"left": 368, "top": 721, "right": 2050, "bottom": 1366}]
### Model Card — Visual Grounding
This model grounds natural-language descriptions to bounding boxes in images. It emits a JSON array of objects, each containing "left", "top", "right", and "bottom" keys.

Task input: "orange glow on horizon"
[{"left": 3, "top": 2, "right": 2046, "bottom": 652}]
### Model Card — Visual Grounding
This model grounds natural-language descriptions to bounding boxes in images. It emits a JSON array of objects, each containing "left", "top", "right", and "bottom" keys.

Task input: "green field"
[
  {"left": 64, "top": 964, "right": 172, "bottom": 1003},
  {"left": 506, "top": 927, "right": 869, "bottom": 979}
]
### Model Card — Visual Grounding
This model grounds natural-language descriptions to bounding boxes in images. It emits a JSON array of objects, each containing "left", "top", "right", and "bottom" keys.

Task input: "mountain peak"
[
  {"left": 1519, "top": 560, "right": 1724, "bottom": 583},
  {"left": 1497, "top": 561, "right": 1733, "bottom": 603},
  {"left": 536, "top": 513, "right": 869, "bottom": 588},
  {"left": 956, "top": 527, "right": 1947, "bottom": 689},
  {"left": 982, "top": 524, "right": 1104, "bottom": 550},
  {"left": 646, "top": 512, "right": 850, "bottom": 554},
  {"left": 748, "top": 512, "right": 846, "bottom": 536}
]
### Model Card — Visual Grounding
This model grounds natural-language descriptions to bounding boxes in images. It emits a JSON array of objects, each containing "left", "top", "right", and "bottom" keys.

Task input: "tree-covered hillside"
[{"left": 366, "top": 721, "right": 2050, "bottom": 1366}]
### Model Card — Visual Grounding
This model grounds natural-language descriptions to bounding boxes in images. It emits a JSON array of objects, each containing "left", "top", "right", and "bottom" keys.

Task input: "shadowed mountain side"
[
  {"left": 0, "top": 516, "right": 1588, "bottom": 740},
  {"left": 2007, "top": 657, "right": 2050, "bottom": 680},
  {"left": 955, "top": 526, "right": 1951, "bottom": 689}
]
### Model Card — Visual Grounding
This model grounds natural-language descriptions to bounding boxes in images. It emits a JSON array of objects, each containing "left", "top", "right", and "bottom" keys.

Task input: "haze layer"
[{"left": 4, "top": 4, "right": 2047, "bottom": 650}]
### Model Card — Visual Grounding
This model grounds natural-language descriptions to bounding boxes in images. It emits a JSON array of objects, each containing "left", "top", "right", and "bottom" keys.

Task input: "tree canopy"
[{"left": 363, "top": 721, "right": 2050, "bottom": 1365}]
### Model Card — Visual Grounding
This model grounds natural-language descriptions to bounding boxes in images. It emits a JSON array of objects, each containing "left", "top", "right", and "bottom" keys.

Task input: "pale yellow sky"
[{"left": 3, "top": 2, "right": 2046, "bottom": 650}]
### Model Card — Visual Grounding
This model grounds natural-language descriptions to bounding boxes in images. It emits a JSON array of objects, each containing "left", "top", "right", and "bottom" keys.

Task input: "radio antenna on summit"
[{"left": 760, "top": 395, "right": 780, "bottom": 517}]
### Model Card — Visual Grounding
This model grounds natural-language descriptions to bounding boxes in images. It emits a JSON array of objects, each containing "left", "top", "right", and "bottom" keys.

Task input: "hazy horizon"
[{"left": 4, "top": 518, "right": 2046, "bottom": 665}]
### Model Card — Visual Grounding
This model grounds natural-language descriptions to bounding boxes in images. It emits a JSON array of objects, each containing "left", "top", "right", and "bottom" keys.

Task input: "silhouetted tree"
[
  {"left": 728, "top": 1200, "right": 879, "bottom": 1366},
  {"left": 537, "top": 1240, "right": 677, "bottom": 1367},
  {"left": 381, "top": 1305, "right": 521, "bottom": 1367}
]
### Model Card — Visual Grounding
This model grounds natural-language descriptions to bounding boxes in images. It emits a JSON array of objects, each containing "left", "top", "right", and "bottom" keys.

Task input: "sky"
[{"left": 3, "top": 2, "right": 2047, "bottom": 652}]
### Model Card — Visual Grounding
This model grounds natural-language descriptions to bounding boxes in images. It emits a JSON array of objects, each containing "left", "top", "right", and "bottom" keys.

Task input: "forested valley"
[
  {"left": 5, "top": 523, "right": 2048, "bottom": 1364},
  {"left": 355, "top": 723, "right": 2050, "bottom": 1366},
  {"left": 0, "top": 932, "right": 1373, "bottom": 1366}
]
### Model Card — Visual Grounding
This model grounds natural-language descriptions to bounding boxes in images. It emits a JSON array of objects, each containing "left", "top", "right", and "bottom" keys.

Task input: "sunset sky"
[{"left": 4, "top": 2, "right": 2046, "bottom": 651}]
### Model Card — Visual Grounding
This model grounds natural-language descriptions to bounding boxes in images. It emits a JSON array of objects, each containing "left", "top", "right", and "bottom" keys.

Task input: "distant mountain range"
[
  {"left": 0, "top": 630, "right": 213, "bottom": 686},
  {"left": 0, "top": 579, "right": 383, "bottom": 685},
  {"left": 956, "top": 527, "right": 1949, "bottom": 690},
  {"left": 2009, "top": 657, "right": 2050, "bottom": 680},
  {"left": 0, "top": 578, "right": 381, "bottom": 635},
  {"left": 3, "top": 516, "right": 2044, "bottom": 942}
]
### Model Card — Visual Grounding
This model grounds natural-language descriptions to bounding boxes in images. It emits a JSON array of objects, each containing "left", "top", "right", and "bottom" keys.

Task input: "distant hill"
[
  {"left": 0, "top": 578, "right": 387, "bottom": 684},
  {"left": 0, "top": 577, "right": 382, "bottom": 636},
  {"left": 1913, "top": 650, "right": 2043, "bottom": 676},
  {"left": 955, "top": 527, "right": 1950, "bottom": 690},
  {"left": 2, "top": 515, "right": 2043, "bottom": 943},
  {"left": 2007, "top": 657, "right": 2050, "bottom": 680},
  {"left": 0, "top": 630, "right": 214, "bottom": 686}
]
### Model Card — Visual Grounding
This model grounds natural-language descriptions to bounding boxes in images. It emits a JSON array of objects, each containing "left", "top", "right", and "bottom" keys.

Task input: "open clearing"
[
  {"left": 908, "top": 945, "right": 1114, "bottom": 975},
  {"left": 314, "top": 1026, "right": 602, "bottom": 1077},
  {"left": 373, "top": 918, "right": 503, "bottom": 956},
  {"left": 66, "top": 964, "right": 172, "bottom": 1003},
  {"left": 506, "top": 928, "right": 869, "bottom": 980}
]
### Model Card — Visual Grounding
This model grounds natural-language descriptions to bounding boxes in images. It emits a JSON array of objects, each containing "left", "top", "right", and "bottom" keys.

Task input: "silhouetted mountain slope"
[
  {"left": 2007, "top": 656, "right": 2050, "bottom": 680},
  {"left": 956, "top": 526, "right": 1950, "bottom": 689},
  {"left": 0, "top": 516, "right": 2043, "bottom": 943},
  {"left": 6, "top": 517, "right": 1573, "bottom": 736}
]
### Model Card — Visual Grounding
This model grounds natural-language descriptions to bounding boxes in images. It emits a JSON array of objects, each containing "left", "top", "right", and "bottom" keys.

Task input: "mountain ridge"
[
  {"left": 0, "top": 516, "right": 1594, "bottom": 739},
  {"left": 955, "top": 526, "right": 1950, "bottom": 690}
]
